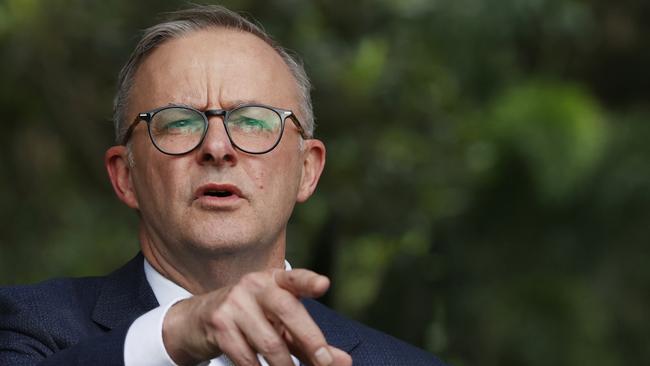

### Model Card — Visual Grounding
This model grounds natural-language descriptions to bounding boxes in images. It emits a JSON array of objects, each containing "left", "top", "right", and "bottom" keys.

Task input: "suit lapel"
[
  {"left": 303, "top": 299, "right": 361, "bottom": 354},
  {"left": 92, "top": 252, "right": 159, "bottom": 330}
]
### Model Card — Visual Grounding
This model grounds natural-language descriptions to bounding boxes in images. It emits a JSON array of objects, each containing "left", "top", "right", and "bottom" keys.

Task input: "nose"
[{"left": 195, "top": 116, "right": 238, "bottom": 167}]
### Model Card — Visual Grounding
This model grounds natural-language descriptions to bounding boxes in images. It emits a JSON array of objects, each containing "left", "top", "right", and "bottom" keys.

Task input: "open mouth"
[
  {"left": 204, "top": 190, "right": 233, "bottom": 198},
  {"left": 195, "top": 184, "right": 242, "bottom": 200}
]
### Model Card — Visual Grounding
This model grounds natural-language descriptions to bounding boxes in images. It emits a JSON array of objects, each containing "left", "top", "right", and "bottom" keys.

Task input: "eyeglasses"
[{"left": 120, "top": 104, "right": 309, "bottom": 155}]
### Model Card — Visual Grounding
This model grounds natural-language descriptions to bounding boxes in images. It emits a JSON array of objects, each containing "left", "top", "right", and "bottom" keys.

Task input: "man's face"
[{"left": 107, "top": 28, "right": 324, "bottom": 259}]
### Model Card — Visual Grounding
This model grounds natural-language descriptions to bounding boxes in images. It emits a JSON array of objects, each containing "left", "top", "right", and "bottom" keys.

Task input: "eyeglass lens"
[{"left": 149, "top": 106, "right": 283, "bottom": 154}]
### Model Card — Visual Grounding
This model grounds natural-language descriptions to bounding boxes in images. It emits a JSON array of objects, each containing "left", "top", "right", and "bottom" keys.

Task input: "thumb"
[{"left": 273, "top": 269, "right": 330, "bottom": 298}]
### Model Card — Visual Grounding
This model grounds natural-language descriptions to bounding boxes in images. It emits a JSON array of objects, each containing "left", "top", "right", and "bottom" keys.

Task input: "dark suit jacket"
[{"left": 0, "top": 253, "right": 446, "bottom": 365}]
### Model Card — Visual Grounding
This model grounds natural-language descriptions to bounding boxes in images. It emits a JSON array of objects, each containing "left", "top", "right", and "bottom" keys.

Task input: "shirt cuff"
[{"left": 124, "top": 298, "right": 186, "bottom": 366}]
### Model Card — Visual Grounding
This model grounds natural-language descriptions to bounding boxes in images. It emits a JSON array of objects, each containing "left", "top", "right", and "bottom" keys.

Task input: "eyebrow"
[
  {"left": 164, "top": 102, "right": 195, "bottom": 109},
  {"left": 221, "top": 99, "right": 265, "bottom": 109},
  {"left": 163, "top": 100, "right": 265, "bottom": 111}
]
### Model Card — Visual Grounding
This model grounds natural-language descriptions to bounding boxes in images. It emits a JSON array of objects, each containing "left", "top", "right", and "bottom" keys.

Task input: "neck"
[{"left": 139, "top": 226, "right": 287, "bottom": 294}]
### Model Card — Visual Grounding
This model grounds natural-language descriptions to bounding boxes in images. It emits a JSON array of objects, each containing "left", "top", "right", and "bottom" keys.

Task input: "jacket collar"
[{"left": 92, "top": 252, "right": 159, "bottom": 330}]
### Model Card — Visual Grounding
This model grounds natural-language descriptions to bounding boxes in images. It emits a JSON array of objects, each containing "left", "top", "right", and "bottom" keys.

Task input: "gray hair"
[{"left": 112, "top": 4, "right": 314, "bottom": 144}]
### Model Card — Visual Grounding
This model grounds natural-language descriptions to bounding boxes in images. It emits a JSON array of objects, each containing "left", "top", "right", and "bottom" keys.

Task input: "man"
[{"left": 0, "top": 5, "right": 446, "bottom": 366}]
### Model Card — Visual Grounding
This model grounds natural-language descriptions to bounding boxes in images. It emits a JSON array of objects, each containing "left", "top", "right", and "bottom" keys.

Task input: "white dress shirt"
[{"left": 124, "top": 259, "right": 300, "bottom": 366}]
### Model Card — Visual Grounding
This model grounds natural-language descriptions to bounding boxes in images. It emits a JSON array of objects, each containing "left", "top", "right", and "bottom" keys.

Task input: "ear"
[
  {"left": 105, "top": 145, "right": 139, "bottom": 209},
  {"left": 296, "top": 139, "right": 326, "bottom": 203}
]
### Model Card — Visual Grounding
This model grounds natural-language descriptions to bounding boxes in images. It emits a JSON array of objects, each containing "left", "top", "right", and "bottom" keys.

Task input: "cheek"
[
  {"left": 152, "top": 161, "right": 190, "bottom": 200},
  {"left": 253, "top": 169, "right": 266, "bottom": 191},
  {"left": 244, "top": 156, "right": 300, "bottom": 200},
  {"left": 133, "top": 150, "right": 185, "bottom": 206}
]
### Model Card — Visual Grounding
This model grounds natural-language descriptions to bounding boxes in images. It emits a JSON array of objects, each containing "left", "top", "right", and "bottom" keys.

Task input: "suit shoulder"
[
  {"left": 0, "top": 276, "right": 105, "bottom": 315},
  {"left": 303, "top": 299, "right": 448, "bottom": 366}
]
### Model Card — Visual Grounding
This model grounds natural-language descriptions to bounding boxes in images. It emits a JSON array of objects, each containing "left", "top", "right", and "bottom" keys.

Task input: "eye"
[
  {"left": 229, "top": 116, "right": 272, "bottom": 131},
  {"left": 161, "top": 118, "right": 204, "bottom": 134}
]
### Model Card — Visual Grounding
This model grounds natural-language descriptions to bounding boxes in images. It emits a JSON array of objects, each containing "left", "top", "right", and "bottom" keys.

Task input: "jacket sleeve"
[
  {"left": 0, "top": 325, "right": 131, "bottom": 366},
  {"left": 0, "top": 284, "right": 131, "bottom": 366}
]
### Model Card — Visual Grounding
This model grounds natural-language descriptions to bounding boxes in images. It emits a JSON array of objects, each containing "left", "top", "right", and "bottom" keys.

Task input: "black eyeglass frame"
[{"left": 120, "top": 103, "right": 310, "bottom": 155}]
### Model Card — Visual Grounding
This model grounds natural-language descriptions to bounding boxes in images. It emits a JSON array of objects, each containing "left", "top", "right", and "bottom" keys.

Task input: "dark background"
[{"left": 1, "top": 1, "right": 649, "bottom": 365}]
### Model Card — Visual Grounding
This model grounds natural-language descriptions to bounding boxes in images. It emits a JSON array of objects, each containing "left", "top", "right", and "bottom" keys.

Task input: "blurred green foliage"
[{"left": 1, "top": 0, "right": 649, "bottom": 365}]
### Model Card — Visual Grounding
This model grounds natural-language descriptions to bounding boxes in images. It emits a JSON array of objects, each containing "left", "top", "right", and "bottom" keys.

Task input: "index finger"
[
  {"left": 273, "top": 269, "right": 330, "bottom": 298},
  {"left": 260, "top": 288, "right": 334, "bottom": 366}
]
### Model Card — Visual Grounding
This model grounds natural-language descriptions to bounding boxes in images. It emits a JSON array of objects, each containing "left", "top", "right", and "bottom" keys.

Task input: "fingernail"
[{"left": 314, "top": 346, "right": 333, "bottom": 365}]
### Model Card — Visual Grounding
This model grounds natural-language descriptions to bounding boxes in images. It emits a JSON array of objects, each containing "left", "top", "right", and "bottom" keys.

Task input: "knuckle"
[
  {"left": 224, "top": 287, "right": 247, "bottom": 308},
  {"left": 301, "top": 331, "right": 323, "bottom": 349},
  {"left": 272, "top": 293, "right": 298, "bottom": 316},
  {"left": 208, "top": 309, "right": 230, "bottom": 332},
  {"left": 241, "top": 272, "right": 268, "bottom": 289},
  {"left": 259, "top": 336, "right": 285, "bottom": 355},
  {"left": 286, "top": 270, "right": 309, "bottom": 287},
  {"left": 284, "top": 270, "right": 298, "bottom": 284}
]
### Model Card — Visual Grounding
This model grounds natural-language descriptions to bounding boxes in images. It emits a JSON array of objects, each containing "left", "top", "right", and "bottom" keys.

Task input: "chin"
[{"left": 183, "top": 233, "right": 266, "bottom": 257}]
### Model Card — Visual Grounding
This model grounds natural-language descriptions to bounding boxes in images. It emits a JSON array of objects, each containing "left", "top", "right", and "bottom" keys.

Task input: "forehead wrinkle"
[
  {"left": 133, "top": 28, "right": 301, "bottom": 117},
  {"left": 201, "top": 30, "right": 298, "bottom": 108},
  {"left": 214, "top": 63, "right": 296, "bottom": 110},
  {"left": 201, "top": 65, "right": 221, "bottom": 110},
  {"left": 133, "top": 54, "right": 206, "bottom": 112},
  {"left": 176, "top": 56, "right": 209, "bottom": 108}
]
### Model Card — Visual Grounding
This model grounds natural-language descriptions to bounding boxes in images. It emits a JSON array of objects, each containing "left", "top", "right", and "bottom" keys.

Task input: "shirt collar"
[{"left": 144, "top": 258, "right": 293, "bottom": 306}]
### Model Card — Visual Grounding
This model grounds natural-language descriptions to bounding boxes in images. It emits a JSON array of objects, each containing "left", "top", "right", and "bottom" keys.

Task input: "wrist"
[{"left": 163, "top": 299, "right": 203, "bottom": 366}]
